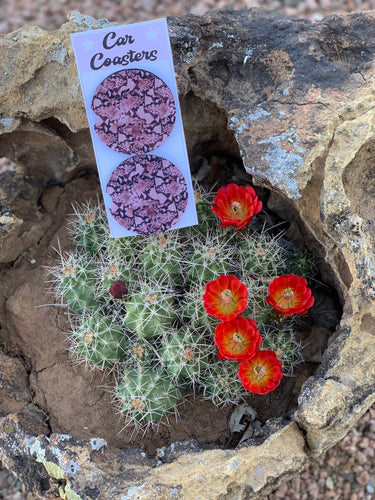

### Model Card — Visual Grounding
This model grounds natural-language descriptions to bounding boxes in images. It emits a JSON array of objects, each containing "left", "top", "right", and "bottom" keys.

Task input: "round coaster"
[
  {"left": 106, "top": 155, "right": 188, "bottom": 235},
  {"left": 91, "top": 69, "right": 176, "bottom": 155}
]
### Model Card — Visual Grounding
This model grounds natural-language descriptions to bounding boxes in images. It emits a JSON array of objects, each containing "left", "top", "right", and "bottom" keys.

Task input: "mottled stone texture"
[{"left": 0, "top": 7, "right": 375, "bottom": 499}]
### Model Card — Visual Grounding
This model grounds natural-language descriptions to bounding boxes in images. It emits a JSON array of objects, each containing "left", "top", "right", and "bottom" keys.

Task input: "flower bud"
[{"left": 109, "top": 280, "right": 128, "bottom": 299}]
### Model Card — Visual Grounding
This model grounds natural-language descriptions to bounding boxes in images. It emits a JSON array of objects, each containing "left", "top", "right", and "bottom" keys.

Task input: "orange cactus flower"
[
  {"left": 203, "top": 275, "right": 248, "bottom": 322},
  {"left": 265, "top": 274, "right": 314, "bottom": 317},
  {"left": 214, "top": 317, "right": 262, "bottom": 363},
  {"left": 211, "top": 183, "right": 262, "bottom": 230},
  {"left": 238, "top": 350, "right": 283, "bottom": 395}
]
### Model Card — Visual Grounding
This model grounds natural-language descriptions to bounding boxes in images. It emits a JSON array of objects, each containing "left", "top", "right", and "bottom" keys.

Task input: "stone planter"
[{"left": 0, "top": 8, "right": 374, "bottom": 499}]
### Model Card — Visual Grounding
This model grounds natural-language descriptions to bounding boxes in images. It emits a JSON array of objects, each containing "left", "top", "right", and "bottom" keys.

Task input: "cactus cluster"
[{"left": 51, "top": 184, "right": 315, "bottom": 428}]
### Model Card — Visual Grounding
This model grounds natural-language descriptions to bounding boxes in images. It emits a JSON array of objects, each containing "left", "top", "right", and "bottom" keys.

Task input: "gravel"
[
  {"left": 0, "top": 1, "right": 374, "bottom": 499},
  {"left": 2, "top": 0, "right": 375, "bottom": 34}
]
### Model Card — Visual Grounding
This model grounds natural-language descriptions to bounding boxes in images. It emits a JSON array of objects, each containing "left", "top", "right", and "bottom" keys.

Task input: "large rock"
[{"left": 0, "top": 8, "right": 374, "bottom": 499}]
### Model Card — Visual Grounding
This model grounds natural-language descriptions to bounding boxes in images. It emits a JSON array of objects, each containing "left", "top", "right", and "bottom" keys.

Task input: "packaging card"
[{"left": 71, "top": 18, "right": 197, "bottom": 237}]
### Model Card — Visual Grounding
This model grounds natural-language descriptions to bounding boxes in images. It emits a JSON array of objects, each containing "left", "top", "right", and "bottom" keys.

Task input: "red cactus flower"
[
  {"left": 238, "top": 350, "right": 283, "bottom": 395},
  {"left": 203, "top": 275, "right": 248, "bottom": 322},
  {"left": 211, "top": 183, "right": 262, "bottom": 230},
  {"left": 265, "top": 274, "right": 314, "bottom": 317},
  {"left": 214, "top": 317, "right": 262, "bottom": 363},
  {"left": 109, "top": 280, "right": 128, "bottom": 299}
]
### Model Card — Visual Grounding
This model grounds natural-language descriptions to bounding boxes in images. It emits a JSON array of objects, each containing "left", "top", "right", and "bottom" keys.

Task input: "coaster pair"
[{"left": 92, "top": 68, "right": 188, "bottom": 235}]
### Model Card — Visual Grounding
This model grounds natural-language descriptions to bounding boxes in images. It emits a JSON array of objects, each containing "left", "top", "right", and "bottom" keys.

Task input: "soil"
[{"left": 0, "top": 167, "right": 329, "bottom": 457}]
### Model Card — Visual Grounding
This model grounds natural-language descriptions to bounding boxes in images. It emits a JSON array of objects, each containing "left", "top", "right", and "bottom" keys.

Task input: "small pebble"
[
  {"left": 291, "top": 476, "right": 301, "bottom": 491},
  {"left": 318, "top": 477, "right": 325, "bottom": 488},
  {"left": 355, "top": 451, "right": 367, "bottom": 465},
  {"left": 325, "top": 476, "right": 334, "bottom": 490},
  {"left": 343, "top": 481, "right": 352, "bottom": 496},
  {"left": 325, "top": 490, "right": 336, "bottom": 498},
  {"left": 356, "top": 470, "right": 370, "bottom": 486},
  {"left": 358, "top": 437, "right": 370, "bottom": 449}
]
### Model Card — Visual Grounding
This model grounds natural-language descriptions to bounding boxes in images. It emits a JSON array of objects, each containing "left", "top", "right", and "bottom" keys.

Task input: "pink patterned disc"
[
  {"left": 91, "top": 69, "right": 176, "bottom": 154},
  {"left": 106, "top": 155, "right": 188, "bottom": 235}
]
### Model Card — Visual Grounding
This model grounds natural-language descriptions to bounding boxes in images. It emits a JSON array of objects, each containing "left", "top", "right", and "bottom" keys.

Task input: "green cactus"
[
  {"left": 70, "top": 202, "right": 107, "bottom": 256},
  {"left": 58, "top": 256, "right": 99, "bottom": 313},
  {"left": 124, "top": 337, "right": 156, "bottom": 367},
  {"left": 182, "top": 183, "right": 217, "bottom": 235},
  {"left": 52, "top": 182, "right": 313, "bottom": 428},
  {"left": 97, "top": 258, "right": 134, "bottom": 293},
  {"left": 238, "top": 231, "right": 285, "bottom": 278},
  {"left": 284, "top": 247, "right": 316, "bottom": 280},
  {"left": 241, "top": 278, "right": 273, "bottom": 328},
  {"left": 159, "top": 327, "right": 214, "bottom": 382},
  {"left": 116, "top": 366, "right": 187, "bottom": 425},
  {"left": 72, "top": 313, "right": 128, "bottom": 368},
  {"left": 138, "top": 232, "right": 184, "bottom": 284},
  {"left": 181, "top": 284, "right": 217, "bottom": 329},
  {"left": 106, "top": 232, "right": 144, "bottom": 264},
  {"left": 200, "top": 360, "right": 248, "bottom": 405},
  {"left": 261, "top": 324, "right": 303, "bottom": 375},
  {"left": 123, "top": 281, "right": 179, "bottom": 339},
  {"left": 186, "top": 231, "right": 236, "bottom": 286}
]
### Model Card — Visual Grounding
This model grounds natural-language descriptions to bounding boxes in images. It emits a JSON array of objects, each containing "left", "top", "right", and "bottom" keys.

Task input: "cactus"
[
  {"left": 200, "top": 360, "right": 249, "bottom": 406},
  {"left": 159, "top": 327, "right": 214, "bottom": 382},
  {"left": 116, "top": 366, "right": 187, "bottom": 425},
  {"left": 52, "top": 183, "right": 312, "bottom": 429},
  {"left": 261, "top": 323, "right": 304, "bottom": 375},
  {"left": 98, "top": 258, "right": 134, "bottom": 292},
  {"left": 238, "top": 231, "right": 285, "bottom": 278},
  {"left": 138, "top": 232, "right": 184, "bottom": 284},
  {"left": 241, "top": 277, "right": 274, "bottom": 329},
  {"left": 70, "top": 201, "right": 107, "bottom": 256},
  {"left": 284, "top": 247, "right": 317, "bottom": 280},
  {"left": 123, "top": 281, "right": 179, "bottom": 339},
  {"left": 124, "top": 336, "right": 156, "bottom": 367},
  {"left": 56, "top": 255, "right": 99, "bottom": 313},
  {"left": 184, "top": 182, "right": 217, "bottom": 234},
  {"left": 181, "top": 284, "right": 217, "bottom": 329},
  {"left": 71, "top": 312, "right": 128, "bottom": 368},
  {"left": 186, "top": 230, "right": 236, "bottom": 286}
]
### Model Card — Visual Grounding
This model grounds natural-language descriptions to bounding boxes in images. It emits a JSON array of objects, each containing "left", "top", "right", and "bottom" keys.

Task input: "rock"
[
  {"left": 6, "top": 280, "right": 68, "bottom": 372},
  {"left": 0, "top": 165, "right": 47, "bottom": 263},
  {"left": 0, "top": 353, "right": 30, "bottom": 416},
  {"left": 0, "top": 416, "right": 307, "bottom": 499},
  {"left": 0, "top": 7, "right": 374, "bottom": 499},
  {"left": 0, "top": 121, "right": 79, "bottom": 184}
]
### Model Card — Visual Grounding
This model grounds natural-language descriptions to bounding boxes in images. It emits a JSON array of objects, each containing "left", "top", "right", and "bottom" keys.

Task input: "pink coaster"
[
  {"left": 106, "top": 155, "right": 188, "bottom": 235},
  {"left": 91, "top": 69, "right": 176, "bottom": 154}
]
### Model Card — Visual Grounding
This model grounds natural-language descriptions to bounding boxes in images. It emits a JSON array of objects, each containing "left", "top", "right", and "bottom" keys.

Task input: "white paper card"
[{"left": 71, "top": 18, "right": 197, "bottom": 237}]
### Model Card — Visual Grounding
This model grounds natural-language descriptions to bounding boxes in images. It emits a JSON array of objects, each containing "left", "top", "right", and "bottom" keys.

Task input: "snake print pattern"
[
  {"left": 91, "top": 69, "right": 176, "bottom": 155},
  {"left": 106, "top": 155, "right": 188, "bottom": 235}
]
